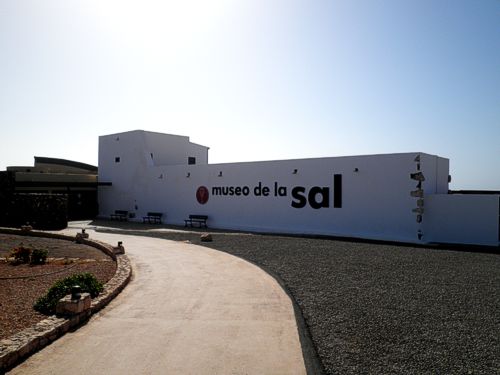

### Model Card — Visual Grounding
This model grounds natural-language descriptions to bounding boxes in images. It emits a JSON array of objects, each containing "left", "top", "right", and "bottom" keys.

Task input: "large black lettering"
[
  {"left": 308, "top": 187, "right": 330, "bottom": 209},
  {"left": 254, "top": 182, "right": 263, "bottom": 196},
  {"left": 333, "top": 174, "right": 342, "bottom": 208},
  {"left": 211, "top": 185, "right": 251, "bottom": 197},
  {"left": 291, "top": 187, "right": 307, "bottom": 208}
]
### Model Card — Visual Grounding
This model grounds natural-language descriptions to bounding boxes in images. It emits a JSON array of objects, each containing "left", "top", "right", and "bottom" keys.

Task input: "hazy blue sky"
[{"left": 1, "top": 0, "right": 498, "bottom": 189}]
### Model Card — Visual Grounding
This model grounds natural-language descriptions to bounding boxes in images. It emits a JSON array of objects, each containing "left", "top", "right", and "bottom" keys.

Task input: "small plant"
[
  {"left": 30, "top": 249, "right": 48, "bottom": 265},
  {"left": 9, "top": 246, "right": 32, "bottom": 264},
  {"left": 34, "top": 273, "right": 104, "bottom": 315}
]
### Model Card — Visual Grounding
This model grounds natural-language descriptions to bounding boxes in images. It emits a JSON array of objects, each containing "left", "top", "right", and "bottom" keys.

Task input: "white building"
[{"left": 98, "top": 130, "right": 499, "bottom": 247}]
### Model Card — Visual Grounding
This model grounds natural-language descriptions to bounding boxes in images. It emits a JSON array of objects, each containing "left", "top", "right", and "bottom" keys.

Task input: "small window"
[
  {"left": 188, "top": 157, "right": 196, "bottom": 165},
  {"left": 115, "top": 157, "right": 121, "bottom": 163}
]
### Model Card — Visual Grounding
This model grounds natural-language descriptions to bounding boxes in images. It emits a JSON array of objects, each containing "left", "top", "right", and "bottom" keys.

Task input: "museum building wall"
[{"left": 97, "top": 130, "right": 500, "bottom": 247}]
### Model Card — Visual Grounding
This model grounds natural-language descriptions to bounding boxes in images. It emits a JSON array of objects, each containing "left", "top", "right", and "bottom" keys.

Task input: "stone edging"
[{"left": 0, "top": 228, "right": 132, "bottom": 372}]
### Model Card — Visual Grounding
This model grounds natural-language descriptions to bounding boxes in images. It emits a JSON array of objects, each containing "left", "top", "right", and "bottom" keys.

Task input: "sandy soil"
[{"left": 0, "top": 234, "right": 116, "bottom": 340}]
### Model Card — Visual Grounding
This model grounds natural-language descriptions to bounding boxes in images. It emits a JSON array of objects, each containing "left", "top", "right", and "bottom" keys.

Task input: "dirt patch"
[
  {"left": 0, "top": 234, "right": 116, "bottom": 340},
  {"left": 0, "top": 233, "right": 111, "bottom": 260}
]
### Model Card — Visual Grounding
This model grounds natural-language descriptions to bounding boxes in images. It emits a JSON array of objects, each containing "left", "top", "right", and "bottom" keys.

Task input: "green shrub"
[
  {"left": 34, "top": 273, "right": 104, "bottom": 315},
  {"left": 10, "top": 246, "right": 31, "bottom": 264},
  {"left": 30, "top": 249, "right": 48, "bottom": 265}
]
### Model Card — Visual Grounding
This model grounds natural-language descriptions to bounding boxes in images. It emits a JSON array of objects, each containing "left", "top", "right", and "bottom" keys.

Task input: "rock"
[
  {"left": 200, "top": 233, "right": 213, "bottom": 242},
  {"left": 113, "top": 244, "right": 125, "bottom": 254},
  {"left": 75, "top": 232, "right": 89, "bottom": 243},
  {"left": 56, "top": 293, "right": 91, "bottom": 316}
]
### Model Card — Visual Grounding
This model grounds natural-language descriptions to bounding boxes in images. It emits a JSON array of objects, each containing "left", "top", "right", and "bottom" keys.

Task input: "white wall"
[
  {"left": 98, "top": 130, "right": 208, "bottom": 218},
  {"left": 99, "top": 135, "right": 453, "bottom": 244},
  {"left": 424, "top": 194, "right": 499, "bottom": 246},
  {"left": 420, "top": 154, "right": 450, "bottom": 194},
  {"left": 97, "top": 131, "right": 500, "bottom": 247},
  {"left": 142, "top": 131, "right": 208, "bottom": 167}
]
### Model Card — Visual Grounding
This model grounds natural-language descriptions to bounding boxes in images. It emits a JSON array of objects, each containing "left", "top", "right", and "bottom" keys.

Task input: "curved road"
[{"left": 9, "top": 230, "right": 306, "bottom": 375}]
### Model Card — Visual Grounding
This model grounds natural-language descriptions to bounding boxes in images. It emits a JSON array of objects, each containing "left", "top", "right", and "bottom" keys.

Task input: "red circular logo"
[{"left": 196, "top": 186, "right": 209, "bottom": 204}]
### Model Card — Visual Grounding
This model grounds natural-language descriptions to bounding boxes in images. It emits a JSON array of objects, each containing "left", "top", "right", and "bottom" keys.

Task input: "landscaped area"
[
  {"left": 2, "top": 221, "right": 499, "bottom": 374},
  {"left": 0, "top": 234, "right": 116, "bottom": 340}
]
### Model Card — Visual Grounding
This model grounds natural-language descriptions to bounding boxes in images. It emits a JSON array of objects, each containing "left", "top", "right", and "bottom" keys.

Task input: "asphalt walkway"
[{"left": 8, "top": 230, "right": 306, "bottom": 375}]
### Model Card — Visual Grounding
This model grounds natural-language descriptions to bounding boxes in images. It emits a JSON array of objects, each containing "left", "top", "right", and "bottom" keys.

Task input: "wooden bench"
[
  {"left": 110, "top": 210, "right": 128, "bottom": 221},
  {"left": 184, "top": 214, "right": 208, "bottom": 228},
  {"left": 142, "top": 212, "right": 163, "bottom": 224}
]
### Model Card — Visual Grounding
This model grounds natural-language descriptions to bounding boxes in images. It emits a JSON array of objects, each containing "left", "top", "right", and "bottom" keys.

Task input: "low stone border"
[{"left": 0, "top": 228, "right": 132, "bottom": 372}]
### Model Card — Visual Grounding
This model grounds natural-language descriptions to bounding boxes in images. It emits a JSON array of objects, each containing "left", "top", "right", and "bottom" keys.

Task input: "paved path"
[{"left": 8, "top": 230, "right": 306, "bottom": 375}]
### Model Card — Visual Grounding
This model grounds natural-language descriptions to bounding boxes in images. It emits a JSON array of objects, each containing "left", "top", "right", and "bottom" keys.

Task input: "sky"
[{"left": 0, "top": 0, "right": 499, "bottom": 190}]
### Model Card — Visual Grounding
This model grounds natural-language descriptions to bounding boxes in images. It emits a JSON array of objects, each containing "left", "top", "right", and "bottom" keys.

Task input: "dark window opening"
[
  {"left": 115, "top": 157, "right": 120, "bottom": 163},
  {"left": 188, "top": 157, "right": 196, "bottom": 165}
]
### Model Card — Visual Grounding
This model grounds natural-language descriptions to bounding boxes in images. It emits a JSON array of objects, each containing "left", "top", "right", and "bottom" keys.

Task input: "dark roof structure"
[{"left": 34, "top": 157, "right": 98, "bottom": 172}]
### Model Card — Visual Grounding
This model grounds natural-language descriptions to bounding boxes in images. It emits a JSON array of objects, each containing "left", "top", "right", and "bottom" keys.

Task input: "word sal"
[
  {"left": 210, "top": 174, "right": 342, "bottom": 209},
  {"left": 291, "top": 174, "right": 342, "bottom": 209}
]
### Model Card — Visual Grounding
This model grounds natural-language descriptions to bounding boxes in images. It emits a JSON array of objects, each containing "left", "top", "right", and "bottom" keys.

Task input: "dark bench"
[
  {"left": 184, "top": 214, "right": 208, "bottom": 228},
  {"left": 110, "top": 210, "right": 128, "bottom": 221},
  {"left": 143, "top": 212, "right": 163, "bottom": 224}
]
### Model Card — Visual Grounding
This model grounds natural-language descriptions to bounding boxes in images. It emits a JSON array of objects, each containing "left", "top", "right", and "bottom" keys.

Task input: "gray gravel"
[{"left": 95, "top": 224, "right": 500, "bottom": 375}]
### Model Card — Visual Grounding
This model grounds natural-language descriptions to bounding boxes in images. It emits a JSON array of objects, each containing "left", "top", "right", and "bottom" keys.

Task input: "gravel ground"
[
  {"left": 0, "top": 234, "right": 117, "bottom": 340},
  {"left": 94, "top": 223, "right": 500, "bottom": 375}
]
